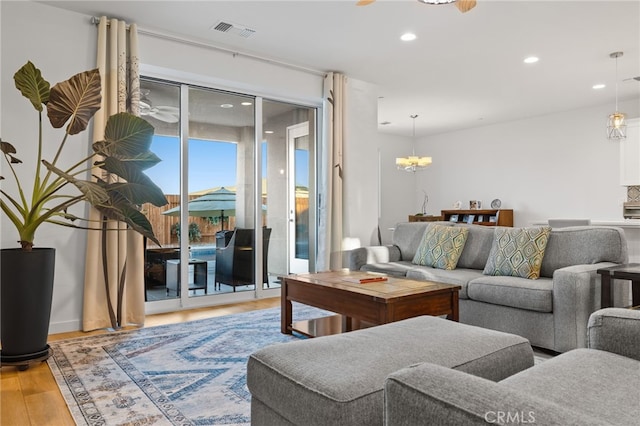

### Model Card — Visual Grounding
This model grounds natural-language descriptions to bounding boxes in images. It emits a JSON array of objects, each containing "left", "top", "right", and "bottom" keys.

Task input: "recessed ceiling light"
[
  {"left": 220, "top": 103, "right": 233, "bottom": 108},
  {"left": 400, "top": 33, "right": 417, "bottom": 42},
  {"left": 265, "top": 130, "right": 274, "bottom": 134},
  {"left": 241, "top": 101, "right": 253, "bottom": 106},
  {"left": 592, "top": 84, "right": 606, "bottom": 90},
  {"left": 523, "top": 56, "right": 539, "bottom": 64}
]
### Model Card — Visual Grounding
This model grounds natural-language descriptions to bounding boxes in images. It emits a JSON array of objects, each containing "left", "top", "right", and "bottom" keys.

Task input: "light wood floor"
[{"left": 0, "top": 297, "right": 280, "bottom": 426}]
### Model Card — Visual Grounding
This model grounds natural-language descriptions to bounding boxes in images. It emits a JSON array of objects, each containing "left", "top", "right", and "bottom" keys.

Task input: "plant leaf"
[
  {"left": 1, "top": 138, "right": 22, "bottom": 165},
  {"left": 47, "top": 68, "right": 102, "bottom": 135},
  {"left": 42, "top": 160, "right": 110, "bottom": 206},
  {"left": 0, "top": 139, "right": 17, "bottom": 155},
  {"left": 13, "top": 61, "right": 50, "bottom": 112},
  {"left": 94, "top": 113, "right": 154, "bottom": 157},
  {"left": 94, "top": 192, "right": 160, "bottom": 245},
  {"left": 100, "top": 157, "right": 168, "bottom": 206},
  {"left": 95, "top": 151, "right": 161, "bottom": 171}
]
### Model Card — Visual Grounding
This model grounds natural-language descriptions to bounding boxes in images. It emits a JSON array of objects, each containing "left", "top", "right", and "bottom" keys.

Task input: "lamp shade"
[
  {"left": 607, "top": 112, "right": 627, "bottom": 140},
  {"left": 396, "top": 155, "right": 433, "bottom": 172},
  {"left": 607, "top": 51, "right": 626, "bottom": 141}
]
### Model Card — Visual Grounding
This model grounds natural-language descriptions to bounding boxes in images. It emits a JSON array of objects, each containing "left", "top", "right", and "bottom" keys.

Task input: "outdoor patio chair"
[{"left": 215, "top": 228, "right": 271, "bottom": 292}]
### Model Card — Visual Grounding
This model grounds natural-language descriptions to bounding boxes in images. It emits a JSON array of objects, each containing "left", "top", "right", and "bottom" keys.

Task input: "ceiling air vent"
[{"left": 211, "top": 20, "right": 256, "bottom": 38}]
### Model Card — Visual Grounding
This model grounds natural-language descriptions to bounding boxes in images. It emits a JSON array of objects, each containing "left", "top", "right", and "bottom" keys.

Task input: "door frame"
[{"left": 287, "top": 122, "right": 310, "bottom": 274}]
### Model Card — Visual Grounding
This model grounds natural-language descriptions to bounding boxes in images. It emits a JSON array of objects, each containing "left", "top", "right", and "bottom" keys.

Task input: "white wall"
[
  {"left": 1, "top": 1, "right": 324, "bottom": 333},
  {"left": 414, "top": 99, "right": 640, "bottom": 261},
  {"left": 342, "top": 78, "right": 383, "bottom": 250},
  {"left": 139, "top": 36, "right": 322, "bottom": 108},
  {"left": 417, "top": 99, "right": 639, "bottom": 225},
  {"left": 377, "top": 133, "right": 416, "bottom": 244}
]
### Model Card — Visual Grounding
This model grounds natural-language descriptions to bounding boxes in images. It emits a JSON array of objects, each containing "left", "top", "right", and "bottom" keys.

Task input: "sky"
[{"left": 146, "top": 135, "right": 308, "bottom": 195}]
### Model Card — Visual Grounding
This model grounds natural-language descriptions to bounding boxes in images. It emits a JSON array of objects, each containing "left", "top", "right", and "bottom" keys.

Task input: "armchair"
[
  {"left": 215, "top": 228, "right": 271, "bottom": 291},
  {"left": 385, "top": 308, "right": 640, "bottom": 425}
]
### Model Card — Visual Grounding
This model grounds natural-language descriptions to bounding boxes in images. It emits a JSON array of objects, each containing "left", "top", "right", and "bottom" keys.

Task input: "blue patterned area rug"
[{"left": 48, "top": 305, "right": 327, "bottom": 426}]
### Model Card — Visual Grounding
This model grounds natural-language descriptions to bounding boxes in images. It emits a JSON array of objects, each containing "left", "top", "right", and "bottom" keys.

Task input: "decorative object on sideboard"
[
  {"left": 396, "top": 114, "right": 432, "bottom": 172},
  {"left": 607, "top": 51, "right": 626, "bottom": 141},
  {"left": 421, "top": 190, "right": 429, "bottom": 215},
  {"left": 469, "top": 200, "right": 482, "bottom": 209},
  {"left": 491, "top": 198, "right": 502, "bottom": 209},
  {"left": 628, "top": 186, "right": 640, "bottom": 202},
  {"left": 441, "top": 209, "right": 514, "bottom": 227},
  {"left": 453, "top": 200, "right": 462, "bottom": 209}
]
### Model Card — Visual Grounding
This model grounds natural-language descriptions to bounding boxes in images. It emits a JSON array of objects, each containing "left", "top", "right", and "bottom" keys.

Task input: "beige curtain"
[
  {"left": 317, "top": 72, "right": 345, "bottom": 271},
  {"left": 83, "top": 17, "right": 144, "bottom": 331}
]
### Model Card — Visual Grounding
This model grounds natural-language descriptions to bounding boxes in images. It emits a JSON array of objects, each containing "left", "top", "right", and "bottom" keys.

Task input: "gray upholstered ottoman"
[{"left": 247, "top": 315, "right": 533, "bottom": 426}]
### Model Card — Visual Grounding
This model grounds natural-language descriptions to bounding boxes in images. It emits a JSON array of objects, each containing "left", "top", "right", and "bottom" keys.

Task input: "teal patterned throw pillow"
[
  {"left": 412, "top": 225, "right": 469, "bottom": 270},
  {"left": 483, "top": 226, "right": 552, "bottom": 279}
]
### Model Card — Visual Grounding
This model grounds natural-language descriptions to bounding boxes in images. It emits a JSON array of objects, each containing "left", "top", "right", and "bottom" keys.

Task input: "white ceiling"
[{"left": 42, "top": 0, "right": 640, "bottom": 137}]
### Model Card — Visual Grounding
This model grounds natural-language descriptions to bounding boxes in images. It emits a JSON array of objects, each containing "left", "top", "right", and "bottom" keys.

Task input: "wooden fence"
[{"left": 143, "top": 194, "right": 309, "bottom": 248}]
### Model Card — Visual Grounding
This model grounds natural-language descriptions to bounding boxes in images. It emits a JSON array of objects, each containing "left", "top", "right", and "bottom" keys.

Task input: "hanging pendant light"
[
  {"left": 396, "top": 114, "right": 432, "bottom": 172},
  {"left": 607, "top": 51, "right": 626, "bottom": 141}
]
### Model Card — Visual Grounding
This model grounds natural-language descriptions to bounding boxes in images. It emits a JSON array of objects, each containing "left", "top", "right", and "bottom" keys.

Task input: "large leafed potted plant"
[{"left": 0, "top": 61, "right": 168, "bottom": 368}]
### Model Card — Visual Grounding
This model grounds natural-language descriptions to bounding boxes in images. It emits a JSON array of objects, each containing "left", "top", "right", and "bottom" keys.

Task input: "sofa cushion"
[
  {"left": 501, "top": 348, "right": 640, "bottom": 426},
  {"left": 467, "top": 276, "right": 553, "bottom": 312},
  {"left": 540, "top": 226, "right": 628, "bottom": 278},
  {"left": 391, "top": 222, "right": 435, "bottom": 260},
  {"left": 406, "top": 267, "right": 485, "bottom": 299},
  {"left": 483, "top": 226, "right": 551, "bottom": 279},
  {"left": 453, "top": 224, "right": 496, "bottom": 270},
  {"left": 412, "top": 224, "right": 469, "bottom": 270}
]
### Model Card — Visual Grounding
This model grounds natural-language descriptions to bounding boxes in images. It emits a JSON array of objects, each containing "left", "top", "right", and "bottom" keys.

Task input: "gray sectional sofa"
[
  {"left": 349, "top": 222, "right": 629, "bottom": 352},
  {"left": 248, "top": 315, "right": 535, "bottom": 426},
  {"left": 385, "top": 308, "right": 640, "bottom": 426},
  {"left": 248, "top": 308, "right": 640, "bottom": 425}
]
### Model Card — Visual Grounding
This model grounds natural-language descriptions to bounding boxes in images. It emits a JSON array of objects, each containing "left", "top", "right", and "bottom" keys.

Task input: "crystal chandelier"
[
  {"left": 607, "top": 51, "right": 626, "bottom": 141},
  {"left": 396, "top": 115, "right": 432, "bottom": 172}
]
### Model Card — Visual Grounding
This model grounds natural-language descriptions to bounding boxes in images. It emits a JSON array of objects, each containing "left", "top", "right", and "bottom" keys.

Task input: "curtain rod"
[{"left": 89, "top": 16, "right": 325, "bottom": 77}]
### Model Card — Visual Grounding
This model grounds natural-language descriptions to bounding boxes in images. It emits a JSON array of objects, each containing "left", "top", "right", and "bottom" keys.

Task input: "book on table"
[{"left": 342, "top": 275, "right": 388, "bottom": 284}]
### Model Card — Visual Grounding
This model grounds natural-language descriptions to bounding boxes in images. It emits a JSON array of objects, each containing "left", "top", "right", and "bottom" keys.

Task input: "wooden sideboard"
[
  {"left": 408, "top": 215, "right": 444, "bottom": 222},
  {"left": 441, "top": 209, "right": 513, "bottom": 227}
]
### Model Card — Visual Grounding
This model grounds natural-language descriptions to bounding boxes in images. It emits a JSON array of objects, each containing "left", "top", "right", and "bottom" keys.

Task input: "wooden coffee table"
[{"left": 281, "top": 270, "right": 461, "bottom": 337}]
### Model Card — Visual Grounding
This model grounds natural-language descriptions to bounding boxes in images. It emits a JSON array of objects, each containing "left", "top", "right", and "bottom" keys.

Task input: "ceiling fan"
[
  {"left": 357, "top": 0, "right": 477, "bottom": 13},
  {"left": 139, "top": 89, "right": 180, "bottom": 123}
]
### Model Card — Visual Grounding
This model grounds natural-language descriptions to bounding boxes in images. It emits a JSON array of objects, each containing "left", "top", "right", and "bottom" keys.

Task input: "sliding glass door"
[
  {"left": 262, "top": 101, "right": 315, "bottom": 282},
  {"left": 140, "top": 80, "right": 181, "bottom": 303},
  {"left": 140, "top": 78, "right": 317, "bottom": 311}
]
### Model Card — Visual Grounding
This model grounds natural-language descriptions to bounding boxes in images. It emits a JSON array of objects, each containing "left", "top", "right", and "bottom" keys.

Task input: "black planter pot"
[{"left": 1, "top": 248, "right": 55, "bottom": 369}]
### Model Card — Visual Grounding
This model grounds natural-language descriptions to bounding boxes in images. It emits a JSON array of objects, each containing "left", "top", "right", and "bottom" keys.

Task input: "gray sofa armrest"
[
  {"left": 384, "top": 362, "right": 604, "bottom": 426},
  {"left": 348, "top": 245, "right": 401, "bottom": 271},
  {"left": 551, "top": 262, "right": 623, "bottom": 352},
  {"left": 588, "top": 308, "right": 640, "bottom": 361}
]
